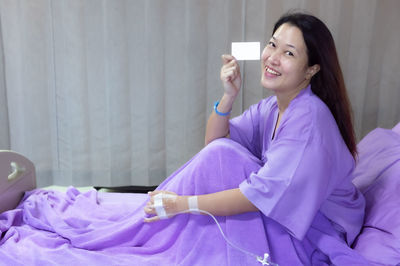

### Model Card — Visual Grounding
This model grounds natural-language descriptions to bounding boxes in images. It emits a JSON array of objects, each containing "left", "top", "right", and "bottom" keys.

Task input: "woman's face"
[{"left": 261, "top": 23, "right": 317, "bottom": 93}]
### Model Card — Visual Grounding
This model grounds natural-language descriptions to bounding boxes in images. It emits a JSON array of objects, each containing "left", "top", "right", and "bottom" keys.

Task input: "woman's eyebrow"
[
  {"left": 286, "top": 43, "right": 297, "bottom": 50},
  {"left": 271, "top": 36, "right": 297, "bottom": 50}
]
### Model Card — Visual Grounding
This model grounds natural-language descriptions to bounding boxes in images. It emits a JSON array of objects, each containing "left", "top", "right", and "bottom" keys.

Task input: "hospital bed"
[{"left": 1, "top": 123, "right": 399, "bottom": 265}]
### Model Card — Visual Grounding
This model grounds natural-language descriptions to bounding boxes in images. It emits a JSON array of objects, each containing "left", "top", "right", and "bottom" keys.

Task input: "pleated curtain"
[{"left": 0, "top": 0, "right": 399, "bottom": 187}]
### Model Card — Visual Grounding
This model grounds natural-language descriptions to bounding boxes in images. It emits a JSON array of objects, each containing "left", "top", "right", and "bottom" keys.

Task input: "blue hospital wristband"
[{"left": 214, "top": 101, "right": 232, "bottom": 116}]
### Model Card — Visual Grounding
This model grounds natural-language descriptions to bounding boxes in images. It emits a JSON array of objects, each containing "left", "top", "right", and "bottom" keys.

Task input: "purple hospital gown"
[
  {"left": 0, "top": 86, "right": 367, "bottom": 265},
  {"left": 230, "top": 85, "right": 367, "bottom": 264}
]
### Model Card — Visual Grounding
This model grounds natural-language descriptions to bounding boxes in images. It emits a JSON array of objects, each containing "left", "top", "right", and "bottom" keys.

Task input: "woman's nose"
[
  {"left": 267, "top": 50, "right": 280, "bottom": 65},
  {"left": 262, "top": 47, "right": 280, "bottom": 66}
]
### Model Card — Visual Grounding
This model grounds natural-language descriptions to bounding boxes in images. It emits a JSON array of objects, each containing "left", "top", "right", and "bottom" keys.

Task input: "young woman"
[{"left": 143, "top": 12, "right": 367, "bottom": 265}]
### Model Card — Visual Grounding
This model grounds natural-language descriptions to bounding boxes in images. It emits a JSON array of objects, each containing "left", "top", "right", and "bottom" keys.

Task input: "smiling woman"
[
  {"left": 261, "top": 24, "right": 319, "bottom": 104},
  {"left": 142, "top": 12, "right": 367, "bottom": 265},
  {"left": 271, "top": 13, "right": 357, "bottom": 158}
]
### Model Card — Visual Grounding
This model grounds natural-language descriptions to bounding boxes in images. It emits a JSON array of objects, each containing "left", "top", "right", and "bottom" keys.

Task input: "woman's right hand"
[
  {"left": 205, "top": 55, "right": 241, "bottom": 145},
  {"left": 220, "top": 54, "right": 241, "bottom": 98}
]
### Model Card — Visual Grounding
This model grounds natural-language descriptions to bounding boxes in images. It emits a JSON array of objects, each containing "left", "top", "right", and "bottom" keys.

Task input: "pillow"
[
  {"left": 393, "top": 121, "right": 400, "bottom": 135},
  {"left": 352, "top": 126, "right": 400, "bottom": 265}
]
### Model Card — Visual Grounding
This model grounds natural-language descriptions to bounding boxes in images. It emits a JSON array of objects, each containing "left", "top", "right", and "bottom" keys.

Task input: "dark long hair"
[{"left": 273, "top": 12, "right": 357, "bottom": 158}]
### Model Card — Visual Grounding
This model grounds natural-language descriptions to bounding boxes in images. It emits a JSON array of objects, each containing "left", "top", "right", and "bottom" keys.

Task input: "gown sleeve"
[
  {"left": 239, "top": 100, "right": 345, "bottom": 241},
  {"left": 229, "top": 98, "right": 272, "bottom": 159}
]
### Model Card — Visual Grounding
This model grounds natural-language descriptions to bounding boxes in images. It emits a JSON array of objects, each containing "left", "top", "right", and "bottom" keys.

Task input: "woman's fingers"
[
  {"left": 222, "top": 59, "right": 238, "bottom": 70},
  {"left": 221, "top": 54, "right": 231, "bottom": 64},
  {"left": 143, "top": 198, "right": 158, "bottom": 222},
  {"left": 221, "top": 55, "right": 238, "bottom": 73},
  {"left": 147, "top": 190, "right": 160, "bottom": 196},
  {"left": 221, "top": 66, "right": 239, "bottom": 82},
  {"left": 143, "top": 215, "right": 160, "bottom": 223},
  {"left": 221, "top": 56, "right": 239, "bottom": 76},
  {"left": 143, "top": 191, "right": 179, "bottom": 223},
  {"left": 222, "top": 66, "right": 238, "bottom": 76},
  {"left": 221, "top": 54, "right": 235, "bottom": 64},
  {"left": 144, "top": 202, "right": 155, "bottom": 214},
  {"left": 221, "top": 54, "right": 242, "bottom": 96}
]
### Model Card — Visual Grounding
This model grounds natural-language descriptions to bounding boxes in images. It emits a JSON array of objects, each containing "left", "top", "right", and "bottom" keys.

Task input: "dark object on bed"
[{"left": 93, "top": 185, "right": 158, "bottom": 193}]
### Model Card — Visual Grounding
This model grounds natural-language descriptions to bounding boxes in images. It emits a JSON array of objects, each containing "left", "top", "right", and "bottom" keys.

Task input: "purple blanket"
[
  {"left": 0, "top": 140, "right": 270, "bottom": 265},
  {"left": 0, "top": 138, "right": 368, "bottom": 265}
]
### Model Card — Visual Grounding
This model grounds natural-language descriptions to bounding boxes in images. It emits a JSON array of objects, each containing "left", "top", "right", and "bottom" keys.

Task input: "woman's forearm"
[
  {"left": 205, "top": 55, "right": 241, "bottom": 145},
  {"left": 204, "top": 94, "right": 236, "bottom": 145},
  {"left": 181, "top": 188, "right": 259, "bottom": 216},
  {"left": 144, "top": 188, "right": 259, "bottom": 223}
]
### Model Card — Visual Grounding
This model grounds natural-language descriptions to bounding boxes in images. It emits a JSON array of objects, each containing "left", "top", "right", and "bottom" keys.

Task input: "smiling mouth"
[{"left": 265, "top": 66, "right": 281, "bottom": 76}]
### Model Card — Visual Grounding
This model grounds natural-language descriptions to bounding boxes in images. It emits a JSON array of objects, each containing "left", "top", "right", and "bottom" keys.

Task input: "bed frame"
[{"left": 0, "top": 150, "right": 36, "bottom": 213}]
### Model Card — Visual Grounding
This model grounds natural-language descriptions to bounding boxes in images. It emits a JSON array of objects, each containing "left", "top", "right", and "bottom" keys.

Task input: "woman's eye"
[
  {"left": 285, "top": 51, "right": 294, "bottom": 56},
  {"left": 268, "top": 41, "right": 275, "bottom": 47}
]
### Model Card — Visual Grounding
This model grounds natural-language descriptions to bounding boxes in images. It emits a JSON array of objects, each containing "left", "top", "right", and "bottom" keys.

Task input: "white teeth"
[{"left": 266, "top": 67, "right": 280, "bottom": 76}]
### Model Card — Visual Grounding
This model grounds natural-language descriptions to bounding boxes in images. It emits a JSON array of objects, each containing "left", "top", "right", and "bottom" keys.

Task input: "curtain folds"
[{"left": 0, "top": 0, "right": 399, "bottom": 187}]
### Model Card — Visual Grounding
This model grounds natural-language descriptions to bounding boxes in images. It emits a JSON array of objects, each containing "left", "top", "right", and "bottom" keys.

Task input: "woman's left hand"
[{"left": 144, "top": 191, "right": 187, "bottom": 223}]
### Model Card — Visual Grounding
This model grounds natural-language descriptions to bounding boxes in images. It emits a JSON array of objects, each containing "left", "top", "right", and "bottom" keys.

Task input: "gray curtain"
[{"left": 0, "top": 0, "right": 399, "bottom": 187}]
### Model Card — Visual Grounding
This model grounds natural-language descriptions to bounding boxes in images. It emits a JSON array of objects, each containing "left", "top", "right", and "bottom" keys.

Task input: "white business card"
[{"left": 231, "top": 42, "right": 260, "bottom": 60}]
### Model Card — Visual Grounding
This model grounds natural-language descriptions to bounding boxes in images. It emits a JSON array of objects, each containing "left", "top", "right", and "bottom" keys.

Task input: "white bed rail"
[{"left": 0, "top": 150, "right": 36, "bottom": 213}]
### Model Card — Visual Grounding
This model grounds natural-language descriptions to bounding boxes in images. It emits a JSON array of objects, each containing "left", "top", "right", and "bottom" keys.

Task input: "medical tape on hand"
[
  {"left": 153, "top": 193, "right": 176, "bottom": 219},
  {"left": 188, "top": 196, "right": 199, "bottom": 213}
]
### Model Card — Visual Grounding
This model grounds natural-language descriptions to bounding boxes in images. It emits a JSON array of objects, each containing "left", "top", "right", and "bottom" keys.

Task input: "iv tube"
[
  {"left": 151, "top": 193, "right": 279, "bottom": 265},
  {"left": 177, "top": 209, "right": 279, "bottom": 266}
]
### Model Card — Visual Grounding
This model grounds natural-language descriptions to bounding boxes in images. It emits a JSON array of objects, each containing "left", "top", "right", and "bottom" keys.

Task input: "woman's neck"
[
  {"left": 275, "top": 90, "right": 300, "bottom": 113},
  {"left": 275, "top": 82, "right": 309, "bottom": 113}
]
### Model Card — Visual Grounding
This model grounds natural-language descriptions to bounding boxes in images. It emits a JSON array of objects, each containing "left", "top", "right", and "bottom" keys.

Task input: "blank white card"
[{"left": 231, "top": 42, "right": 260, "bottom": 60}]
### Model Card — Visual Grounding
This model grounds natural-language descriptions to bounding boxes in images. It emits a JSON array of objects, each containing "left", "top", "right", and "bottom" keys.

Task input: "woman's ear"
[{"left": 307, "top": 64, "right": 320, "bottom": 79}]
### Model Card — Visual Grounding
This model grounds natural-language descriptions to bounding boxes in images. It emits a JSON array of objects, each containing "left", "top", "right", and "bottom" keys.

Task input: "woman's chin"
[{"left": 261, "top": 79, "right": 278, "bottom": 91}]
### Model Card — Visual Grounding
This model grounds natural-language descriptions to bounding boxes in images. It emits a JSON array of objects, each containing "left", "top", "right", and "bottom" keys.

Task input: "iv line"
[
  {"left": 151, "top": 193, "right": 278, "bottom": 265},
  {"left": 177, "top": 209, "right": 279, "bottom": 266}
]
